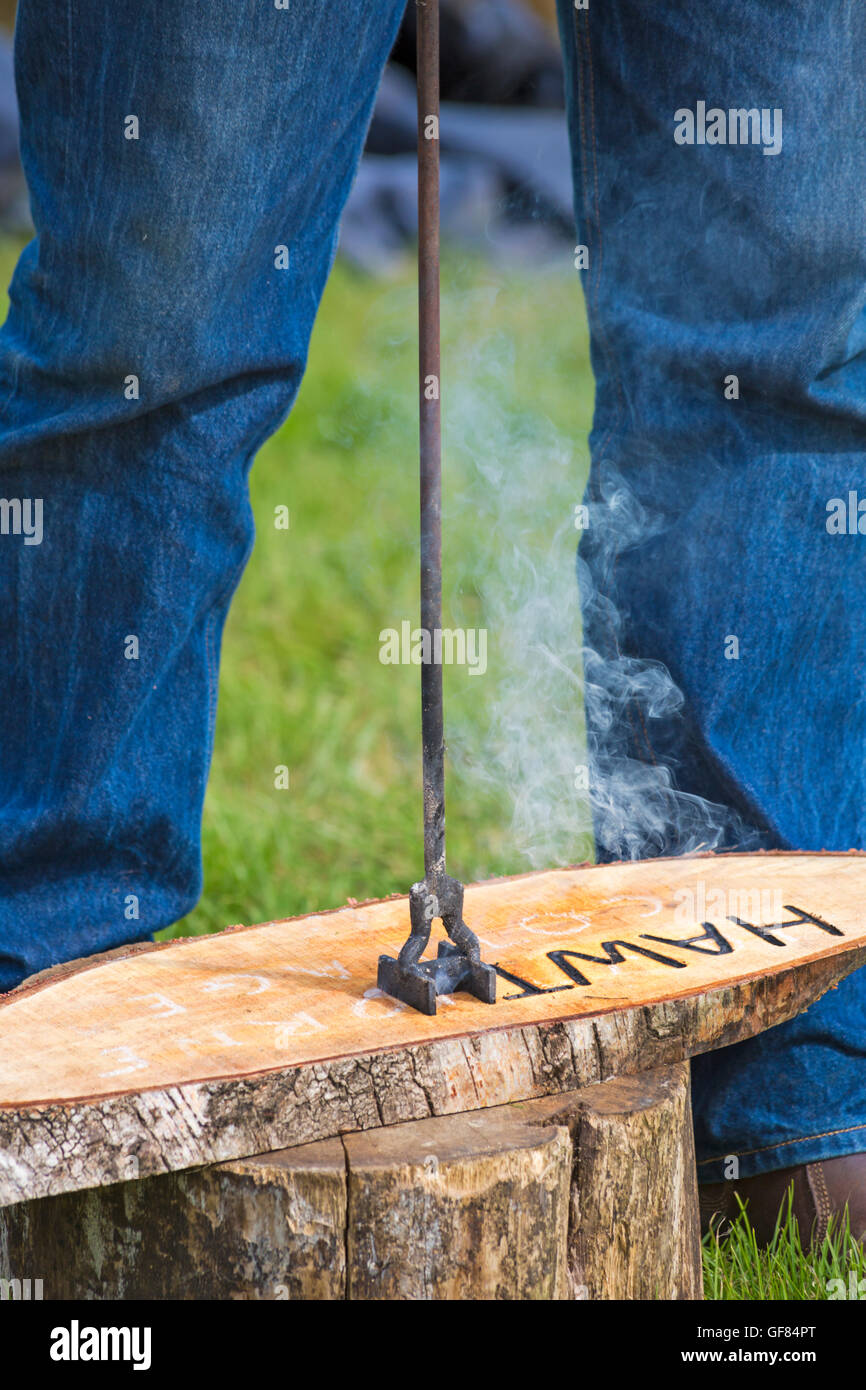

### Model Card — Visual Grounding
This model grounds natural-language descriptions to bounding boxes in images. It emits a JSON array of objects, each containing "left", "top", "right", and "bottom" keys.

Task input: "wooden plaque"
[{"left": 1, "top": 850, "right": 865, "bottom": 1207}]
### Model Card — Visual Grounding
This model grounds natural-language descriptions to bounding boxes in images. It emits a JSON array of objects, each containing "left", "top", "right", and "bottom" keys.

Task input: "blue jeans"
[
  {"left": 0, "top": 0, "right": 406, "bottom": 979},
  {"left": 1, "top": 0, "right": 863, "bottom": 1180},
  {"left": 560, "top": 0, "right": 866, "bottom": 1179}
]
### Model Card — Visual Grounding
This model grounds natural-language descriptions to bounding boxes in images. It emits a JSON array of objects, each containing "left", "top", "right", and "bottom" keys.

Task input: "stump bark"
[
  {"left": 518, "top": 1063, "right": 701, "bottom": 1298},
  {"left": 0, "top": 1062, "right": 699, "bottom": 1300}
]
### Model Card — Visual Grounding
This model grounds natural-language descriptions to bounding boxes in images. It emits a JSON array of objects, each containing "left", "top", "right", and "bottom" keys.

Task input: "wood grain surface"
[{"left": 1, "top": 851, "right": 864, "bottom": 1207}]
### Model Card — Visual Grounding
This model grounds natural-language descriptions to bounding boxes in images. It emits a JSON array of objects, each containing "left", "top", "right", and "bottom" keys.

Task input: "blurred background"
[{"left": 0, "top": 0, "right": 595, "bottom": 936}]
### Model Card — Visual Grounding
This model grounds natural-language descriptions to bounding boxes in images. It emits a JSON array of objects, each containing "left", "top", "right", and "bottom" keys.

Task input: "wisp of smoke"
[{"left": 444, "top": 288, "right": 753, "bottom": 870}]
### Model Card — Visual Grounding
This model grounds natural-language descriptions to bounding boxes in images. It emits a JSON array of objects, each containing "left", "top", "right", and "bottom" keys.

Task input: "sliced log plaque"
[{"left": 1, "top": 851, "right": 865, "bottom": 1209}]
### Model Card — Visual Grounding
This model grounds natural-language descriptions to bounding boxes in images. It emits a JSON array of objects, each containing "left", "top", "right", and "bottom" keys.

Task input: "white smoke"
[{"left": 442, "top": 279, "right": 754, "bottom": 871}]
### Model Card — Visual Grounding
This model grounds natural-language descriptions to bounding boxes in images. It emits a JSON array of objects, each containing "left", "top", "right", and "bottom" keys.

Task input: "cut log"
[
  {"left": 517, "top": 1063, "right": 701, "bottom": 1298},
  {"left": 343, "top": 1106, "right": 571, "bottom": 1299},
  {"left": 1, "top": 851, "right": 865, "bottom": 1207},
  {"left": 0, "top": 1140, "right": 347, "bottom": 1301},
  {"left": 0, "top": 1063, "right": 698, "bottom": 1300}
]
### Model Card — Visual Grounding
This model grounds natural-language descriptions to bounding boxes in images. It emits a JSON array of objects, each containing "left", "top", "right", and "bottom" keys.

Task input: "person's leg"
[
  {"left": 557, "top": 0, "right": 866, "bottom": 1178},
  {"left": 0, "top": 0, "right": 405, "bottom": 990}
]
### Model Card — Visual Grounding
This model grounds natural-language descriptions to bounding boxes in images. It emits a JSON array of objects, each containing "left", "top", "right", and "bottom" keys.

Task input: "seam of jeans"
[
  {"left": 204, "top": 546, "right": 248, "bottom": 749},
  {"left": 696, "top": 1120, "right": 866, "bottom": 1166},
  {"left": 0, "top": 1, "right": 75, "bottom": 422},
  {"left": 806, "top": 1162, "right": 831, "bottom": 1243},
  {"left": 204, "top": 609, "right": 219, "bottom": 749},
  {"left": 64, "top": 0, "right": 73, "bottom": 219},
  {"left": 203, "top": 492, "right": 257, "bottom": 756},
  {"left": 574, "top": 13, "right": 615, "bottom": 486},
  {"left": 573, "top": 6, "right": 658, "bottom": 771},
  {"left": 580, "top": 13, "right": 625, "bottom": 430}
]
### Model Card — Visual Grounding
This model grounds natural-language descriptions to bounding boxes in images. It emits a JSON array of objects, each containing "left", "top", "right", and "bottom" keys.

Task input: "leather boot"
[{"left": 699, "top": 1154, "right": 866, "bottom": 1248}]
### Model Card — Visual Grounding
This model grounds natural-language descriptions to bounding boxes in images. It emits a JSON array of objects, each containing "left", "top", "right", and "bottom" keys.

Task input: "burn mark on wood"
[
  {"left": 493, "top": 963, "right": 573, "bottom": 1000},
  {"left": 501, "top": 903, "right": 842, "bottom": 995},
  {"left": 641, "top": 921, "right": 734, "bottom": 957},
  {"left": 549, "top": 941, "right": 689, "bottom": 975},
  {"left": 727, "top": 903, "right": 844, "bottom": 948}
]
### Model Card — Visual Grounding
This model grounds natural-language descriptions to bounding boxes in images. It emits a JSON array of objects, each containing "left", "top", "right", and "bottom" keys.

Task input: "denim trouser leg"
[
  {"left": 557, "top": 0, "right": 866, "bottom": 1177},
  {"left": 0, "top": 1, "right": 403, "bottom": 989}
]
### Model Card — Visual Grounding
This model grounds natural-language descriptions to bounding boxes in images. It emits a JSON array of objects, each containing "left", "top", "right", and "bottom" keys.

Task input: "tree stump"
[
  {"left": 522, "top": 1064, "right": 701, "bottom": 1299},
  {"left": 0, "top": 1062, "right": 699, "bottom": 1300}
]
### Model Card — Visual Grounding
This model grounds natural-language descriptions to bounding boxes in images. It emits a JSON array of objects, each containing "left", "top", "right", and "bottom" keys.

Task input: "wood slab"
[{"left": 1, "top": 850, "right": 865, "bottom": 1207}]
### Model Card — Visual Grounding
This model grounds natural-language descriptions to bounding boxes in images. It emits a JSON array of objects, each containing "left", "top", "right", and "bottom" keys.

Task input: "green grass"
[
  {"left": 703, "top": 1189, "right": 866, "bottom": 1300},
  {"left": 0, "top": 235, "right": 853, "bottom": 1302}
]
